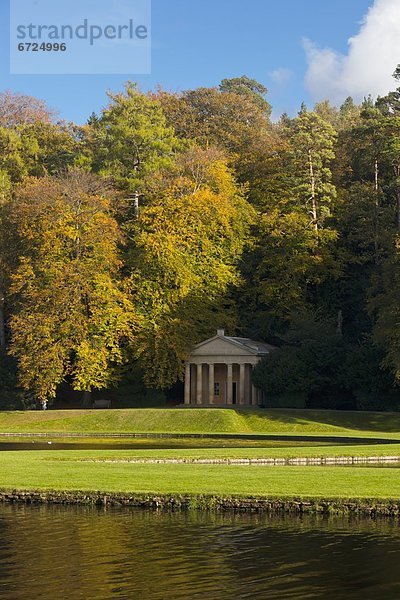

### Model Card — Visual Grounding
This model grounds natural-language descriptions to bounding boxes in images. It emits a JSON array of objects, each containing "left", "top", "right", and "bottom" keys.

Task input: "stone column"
[
  {"left": 227, "top": 363, "right": 233, "bottom": 404},
  {"left": 239, "top": 363, "right": 245, "bottom": 405},
  {"left": 196, "top": 363, "right": 203, "bottom": 405},
  {"left": 184, "top": 363, "right": 191, "bottom": 405},
  {"left": 208, "top": 363, "right": 214, "bottom": 405},
  {"left": 250, "top": 364, "right": 258, "bottom": 406}
]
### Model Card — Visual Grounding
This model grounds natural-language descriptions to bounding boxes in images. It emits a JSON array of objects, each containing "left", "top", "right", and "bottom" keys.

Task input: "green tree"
[
  {"left": 371, "top": 238, "right": 400, "bottom": 382},
  {"left": 219, "top": 75, "right": 272, "bottom": 117},
  {"left": 238, "top": 111, "right": 339, "bottom": 335},
  {"left": 86, "top": 83, "right": 181, "bottom": 193},
  {"left": 253, "top": 314, "right": 347, "bottom": 408},
  {"left": 290, "top": 110, "right": 337, "bottom": 231},
  {"left": 19, "top": 121, "right": 81, "bottom": 176}
]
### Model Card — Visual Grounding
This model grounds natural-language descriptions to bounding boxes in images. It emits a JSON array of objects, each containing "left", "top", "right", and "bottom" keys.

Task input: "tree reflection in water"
[{"left": 0, "top": 505, "right": 399, "bottom": 599}]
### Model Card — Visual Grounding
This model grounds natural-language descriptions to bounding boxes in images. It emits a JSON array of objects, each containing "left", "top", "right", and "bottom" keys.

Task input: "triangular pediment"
[{"left": 191, "top": 335, "right": 258, "bottom": 357}]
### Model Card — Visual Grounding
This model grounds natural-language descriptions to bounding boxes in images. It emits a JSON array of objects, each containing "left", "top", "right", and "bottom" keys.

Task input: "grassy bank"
[
  {"left": 1, "top": 489, "right": 399, "bottom": 517},
  {"left": 1, "top": 450, "right": 400, "bottom": 499},
  {"left": 2, "top": 438, "right": 400, "bottom": 454},
  {"left": 1, "top": 408, "right": 399, "bottom": 508},
  {"left": 45, "top": 444, "right": 400, "bottom": 460},
  {"left": 0, "top": 408, "right": 400, "bottom": 438}
]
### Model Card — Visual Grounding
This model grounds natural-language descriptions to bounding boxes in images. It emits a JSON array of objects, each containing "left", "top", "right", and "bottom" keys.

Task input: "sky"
[{"left": 1, "top": 0, "right": 399, "bottom": 123}]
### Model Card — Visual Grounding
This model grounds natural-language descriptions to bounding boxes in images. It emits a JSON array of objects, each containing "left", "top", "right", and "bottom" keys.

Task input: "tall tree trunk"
[{"left": 308, "top": 149, "right": 318, "bottom": 231}]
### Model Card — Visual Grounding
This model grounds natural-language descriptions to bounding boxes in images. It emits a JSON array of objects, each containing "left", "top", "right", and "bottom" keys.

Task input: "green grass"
[
  {"left": 0, "top": 449, "right": 399, "bottom": 499},
  {"left": 0, "top": 408, "right": 400, "bottom": 438},
  {"left": 43, "top": 444, "right": 400, "bottom": 460},
  {"left": 1, "top": 408, "right": 399, "bottom": 502}
]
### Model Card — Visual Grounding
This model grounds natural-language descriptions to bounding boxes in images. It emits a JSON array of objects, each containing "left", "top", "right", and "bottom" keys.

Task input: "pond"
[
  {"left": 0, "top": 434, "right": 397, "bottom": 451},
  {"left": 0, "top": 504, "right": 399, "bottom": 599}
]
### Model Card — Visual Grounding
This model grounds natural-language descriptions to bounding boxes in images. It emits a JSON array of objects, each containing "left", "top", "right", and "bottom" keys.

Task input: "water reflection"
[
  {"left": 0, "top": 505, "right": 399, "bottom": 599},
  {"left": 0, "top": 434, "right": 398, "bottom": 451}
]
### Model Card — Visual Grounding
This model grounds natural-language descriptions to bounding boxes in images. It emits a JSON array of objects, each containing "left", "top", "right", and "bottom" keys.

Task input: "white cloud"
[
  {"left": 304, "top": 0, "right": 400, "bottom": 104},
  {"left": 269, "top": 68, "right": 293, "bottom": 86}
]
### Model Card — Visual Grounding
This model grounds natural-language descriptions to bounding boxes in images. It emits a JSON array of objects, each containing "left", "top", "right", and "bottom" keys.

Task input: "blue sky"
[{"left": 0, "top": 0, "right": 392, "bottom": 123}]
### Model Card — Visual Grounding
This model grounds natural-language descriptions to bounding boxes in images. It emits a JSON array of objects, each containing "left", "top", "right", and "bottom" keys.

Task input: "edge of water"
[{"left": 1, "top": 489, "right": 399, "bottom": 517}]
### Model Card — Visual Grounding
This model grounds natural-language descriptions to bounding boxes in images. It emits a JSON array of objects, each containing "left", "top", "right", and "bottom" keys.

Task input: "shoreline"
[
  {"left": 0, "top": 431, "right": 398, "bottom": 444},
  {"left": 79, "top": 456, "right": 400, "bottom": 465},
  {"left": 1, "top": 489, "right": 400, "bottom": 517}
]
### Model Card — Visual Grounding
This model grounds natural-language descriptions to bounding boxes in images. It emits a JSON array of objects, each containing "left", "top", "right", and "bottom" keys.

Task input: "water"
[
  {"left": 0, "top": 505, "right": 399, "bottom": 599},
  {"left": 0, "top": 434, "right": 397, "bottom": 451}
]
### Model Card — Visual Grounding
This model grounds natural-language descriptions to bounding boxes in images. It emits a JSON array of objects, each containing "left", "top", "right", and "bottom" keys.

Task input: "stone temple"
[{"left": 184, "top": 329, "right": 276, "bottom": 406}]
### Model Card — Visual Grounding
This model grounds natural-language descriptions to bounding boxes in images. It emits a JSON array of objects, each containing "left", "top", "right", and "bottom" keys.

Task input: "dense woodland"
[{"left": 1, "top": 71, "right": 400, "bottom": 410}]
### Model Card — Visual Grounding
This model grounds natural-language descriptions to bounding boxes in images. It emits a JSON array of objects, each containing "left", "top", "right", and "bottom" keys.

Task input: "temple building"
[{"left": 184, "top": 329, "right": 276, "bottom": 406}]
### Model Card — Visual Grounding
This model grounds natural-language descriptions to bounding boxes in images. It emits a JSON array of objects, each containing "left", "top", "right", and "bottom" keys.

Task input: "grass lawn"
[
  {"left": 42, "top": 443, "right": 400, "bottom": 460},
  {"left": 1, "top": 408, "right": 399, "bottom": 502},
  {"left": 0, "top": 408, "right": 400, "bottom": 438},
  {"left": 0, "top": 449, "right": 399, "bottom": 499}
]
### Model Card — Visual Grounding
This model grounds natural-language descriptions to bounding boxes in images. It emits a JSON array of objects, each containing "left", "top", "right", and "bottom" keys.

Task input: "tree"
[
  {"left": 157, "top": 81, "right": 271, "bottom": 154},
  {"left": 244, "top": 209, "right": 339, "bottom": 328},
  {"left": 238, "top": 111, "right": 339, "bottom": 335},
  {"left": 290, "top": 110, "right": 337, "bottom": 231},
  {"left": 253, "top": 314, "right": 348, "bottom": 408},
  {"left": 19, "top": 121, "right": 81, "bottom": 177},
  {"left": 376, "top": 65, "right": 400, "bottom": 116},
  {"left": 155, "top": 83, "right": 277, "bottom": 204},
  {"left": 8, "top": 171, "right": 135, "bottom": 404},
  {"left": 314, "top": 100, "right": 340, "bottom": 128},
  {"left": 339, "top": 342, "right": 397, "bottom": 410},
  {"left": 86, "top": 83, "right": 181, "bottom": 193},
  {"left": 0, "top": 170, "right": 12, "bottom": 352},
  {"left": 219, "top": 75, "right": 271, "bottom": 117},
  {"left": 0, "top": 126, "right": 37, "bottom": 182},
  {"left": 129, "top": 147, "right": 254, "bottom": 388},
  {"left": 0, "top": 90, "right": 55, "bottom": 128},
  {"left": 339, "top": 97, "right": 361, "bottom": 128},
  {"left": 370, "top": 237, "right": 400, "bottom": 382}
]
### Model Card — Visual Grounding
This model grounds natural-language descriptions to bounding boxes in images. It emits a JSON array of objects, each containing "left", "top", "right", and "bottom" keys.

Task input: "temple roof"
[
  {"left": 191, "top": 330, "right": 277, "bottom": 357},
  {"left": 226, "top": 337, "right": 276, "bottom": 355}
]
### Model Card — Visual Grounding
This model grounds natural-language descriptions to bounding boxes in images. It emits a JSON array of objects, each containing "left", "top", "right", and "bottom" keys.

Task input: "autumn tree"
[
  {"left": 155, "top": 80, "right": 279, "bottom": 205},
  {"left": 9, "top": 171, "right": 135, "bottom": 405},
  {"left": 0, "top": 90, "right": 55, "bottom": 128},
  {"left": 0, "top": 118, "right": 79, "bottom": 367},
  {"left": 2, "top": 76, "right": 400, "bottom": 407},
  {"left": 0, "top": 170, "right": 12, "bottom": 352},
  {"left": 129, "top": 147, "right": 254, "bottom": 388}
]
